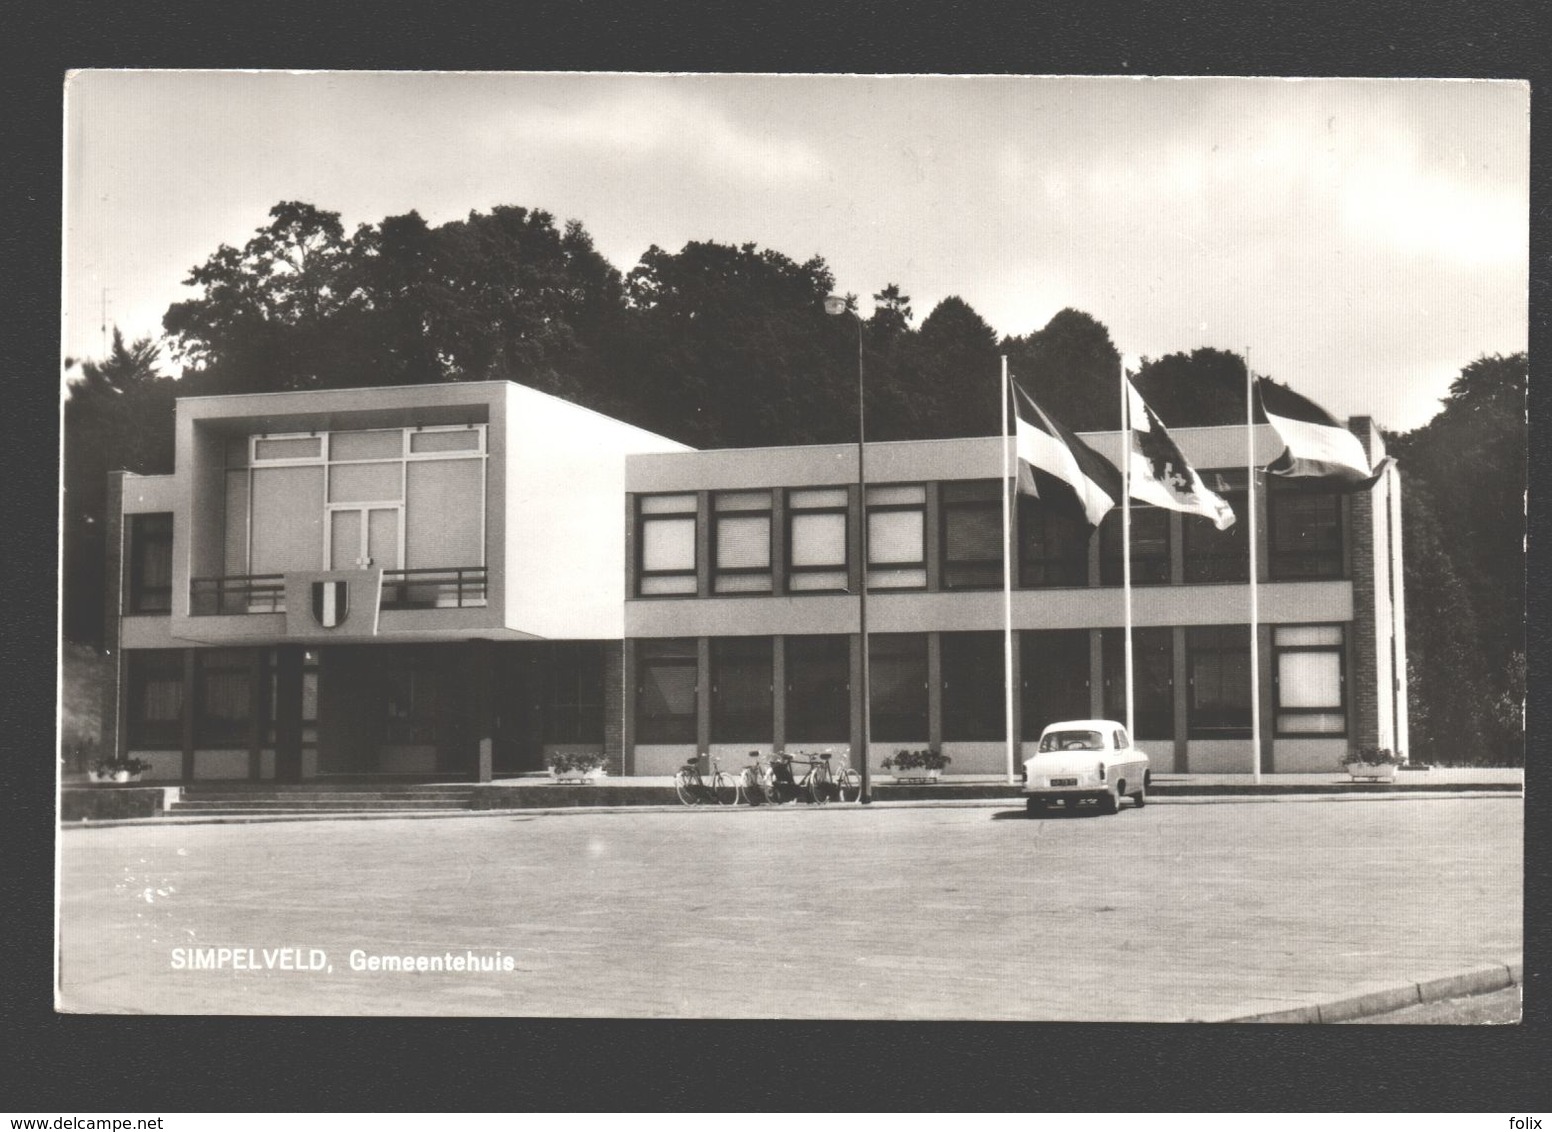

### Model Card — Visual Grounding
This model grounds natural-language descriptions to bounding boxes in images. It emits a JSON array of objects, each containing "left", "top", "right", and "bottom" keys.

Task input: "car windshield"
[{"left": 1040, "top": 729, "right": 1103, "bottom": 752}]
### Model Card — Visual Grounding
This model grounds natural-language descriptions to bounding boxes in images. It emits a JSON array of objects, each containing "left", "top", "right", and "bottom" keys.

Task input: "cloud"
[{"left": 484, "top": 90, "right": 825, "bottom": 184}]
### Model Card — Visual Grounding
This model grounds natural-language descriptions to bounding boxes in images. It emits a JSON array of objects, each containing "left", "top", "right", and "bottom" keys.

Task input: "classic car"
[{"left": 1022, "top": 719, "right": 1150, "bottom": 815}]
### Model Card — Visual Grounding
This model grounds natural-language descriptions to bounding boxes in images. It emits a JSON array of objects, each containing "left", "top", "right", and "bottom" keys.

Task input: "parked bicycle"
[
  {"left": 745, "top": 749, "right": 842, "bottom": 804},
  {"left": 673, "top": 753, "right": 740, "bottom": 806},
  {"left": 827, "top": 748, "right": 862, "bottom": 803}
]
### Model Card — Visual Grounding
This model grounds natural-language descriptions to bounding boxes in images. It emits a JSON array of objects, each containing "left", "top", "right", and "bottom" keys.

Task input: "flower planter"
[
  {"left": 1345, "top": 762, "right": 1397, "bottom": 782},
  {"left": 88, "top": 770, "right": 142, "bottom": 785},
  {"left": 889, "top": 768, "right": 942, "bottom": 784},
  {"left": 549, "top": 767, "right": 605, "bottom": 785}
]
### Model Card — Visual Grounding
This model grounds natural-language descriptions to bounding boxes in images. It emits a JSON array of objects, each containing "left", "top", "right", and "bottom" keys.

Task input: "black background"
[{"left": 4, "top": 0, "right": 1547, "bottom": 1113}]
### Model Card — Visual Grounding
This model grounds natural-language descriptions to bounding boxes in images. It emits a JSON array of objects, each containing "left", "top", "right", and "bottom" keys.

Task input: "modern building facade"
[{"left": 105, "top": 381, "right": 1407, "bottom": 781}]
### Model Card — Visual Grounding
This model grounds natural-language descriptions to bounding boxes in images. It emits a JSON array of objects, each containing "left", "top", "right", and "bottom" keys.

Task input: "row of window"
[
  {"left": 634, "top": 479, "right": 1345, "bottom": 598},
  {"left": 123, "top": 644, "right": 602, "bottom": 750},
  {"left": 634, "top": 625, "right": 1347, "bottom": 744}
]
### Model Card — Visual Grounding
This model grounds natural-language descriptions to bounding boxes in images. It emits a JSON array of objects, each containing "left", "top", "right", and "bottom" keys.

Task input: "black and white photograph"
[{"left": 57, "top": 71, "right": 1526, "bottom": 1027}]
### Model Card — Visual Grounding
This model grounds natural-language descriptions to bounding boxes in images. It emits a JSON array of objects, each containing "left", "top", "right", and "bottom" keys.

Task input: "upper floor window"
[
  {"left": 226, "top": 425, "right": 487, "bottom": 581},
  {"left": 941, "top": 480, "right": 1004, "bottom": 590},
  {"left": 1269, "top": 487, "right": 1344, "bottom": 579},
  {"left": 712, "top": 491, "right": 772, "bottom": 594},
  {"left": 637, "top": 493, "right": 698, "bottom": 596},
  {"left": 1019, "top": 496, "right": 1089, "bottom": 588},
  {"left": 866, "top": 484, "right": 927, "bottom": 590},
  {"left": 127, "top": 513, "right": 173, "bottom": 614},
  {"left": 786, "top": 487, "right": 849, "bottom": 593},
  {"left": 1183, "top": 478, "right": 1248, "bottom": 583},
  {"left": 1099, "top": 505, "right": 1170, "bottom": 586}
]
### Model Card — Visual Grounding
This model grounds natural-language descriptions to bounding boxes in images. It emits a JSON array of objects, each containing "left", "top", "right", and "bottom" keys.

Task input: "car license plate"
[{"left": 1050, "top": 777, "right": 1078, "bottom": 787}]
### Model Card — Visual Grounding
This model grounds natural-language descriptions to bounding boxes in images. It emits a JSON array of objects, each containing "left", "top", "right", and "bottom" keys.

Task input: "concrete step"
[
  {"left": 178, "top": 792, "right": 476, "bottom": 803},
  {"left": 167, "top": 802, "right": 470, "bottom": 815}
]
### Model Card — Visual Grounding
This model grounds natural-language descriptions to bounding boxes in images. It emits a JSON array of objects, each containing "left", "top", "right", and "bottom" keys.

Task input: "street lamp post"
[{"left": 825, "top": 295, "right": 872, "bottom": 804}]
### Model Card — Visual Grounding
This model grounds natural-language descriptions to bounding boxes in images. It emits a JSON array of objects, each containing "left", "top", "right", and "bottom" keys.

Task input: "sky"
[{"left": 63, "top": 72, "right": 1528, "bottom": 433}]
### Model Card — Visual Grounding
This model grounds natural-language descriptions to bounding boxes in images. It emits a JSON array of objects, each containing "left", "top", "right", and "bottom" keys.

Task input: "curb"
[
  {"left": 1217, "top": 960, "right": 1523, "bottom": 1023},
  {"left": 58, "top": 789, "right": 1522, "bottom": 829}
]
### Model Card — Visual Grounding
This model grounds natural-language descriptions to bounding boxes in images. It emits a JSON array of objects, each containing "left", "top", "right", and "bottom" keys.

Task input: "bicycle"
[
  {"left": 765, "top": 750, "right": 832, "bottom": 804},
  {"left": 827, "top": 748, "right": 862, "bottom": 803},
  {"left": 673, "top": 753, "right": 740, "bottom": 806}
]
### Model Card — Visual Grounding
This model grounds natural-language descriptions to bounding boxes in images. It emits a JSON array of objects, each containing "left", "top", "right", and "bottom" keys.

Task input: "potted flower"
[
  {"left": 1341, "top": 746, "right": 1400, "bottom": 782},
  {"left": 548, "top": 750, "right": 607, "bottom": 784},
  {"left": 881, "top": 749, "right": 951, "bottom": 784},
  {"left": 89, "top": 756, "right": 152, "bottom": 784}
]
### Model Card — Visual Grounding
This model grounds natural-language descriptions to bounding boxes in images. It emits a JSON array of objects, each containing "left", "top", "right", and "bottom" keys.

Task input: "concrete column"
[
  {"left": 926, "top": 632, "right": 943, "bottom": 753},
  {"left": 472, "top": 640, "right": 493, "bottom": 783},
  {"left": 620, "top": 639, "right": 637, "bottom": 776},
  {"left": 770, "top": 491, "right": 788, "bottom": 594},
  {"left": 1008, "top": 629, "right": 1023, "bottom": 765},
  {"left": 1257, "top": 623, "right": 1274, "bottom": 774},
  {"left": 247, "top": 649, "right": 265, "bottom": 780},
  {"left": 696, "top": 636, "right": 712, "bottom": 766},
  {"left": 772, "top": 636, "right": 787, "bottom": 753},
  {"left": 180, "top": 649, "right": 196, "bottom": 783},
  {"left": 847, "top": 484, "right": 864, "bottom": 597},
  {"left": 1172, "top": 627, "right": 1189, "bottom": 773},
  {"left": 695, "top": 492, "right": 712, "bottom": 597},
  {"left": 1168, "top": 512, "right": 1184, "bottom": 585},
  {"left": 274, "top": 645, "right": 304, "bottom": 784},
  {"left": 924, "top": 484, "right": 942, "bottom": 591},
  {"left": 1088, "top": 629, "right": 1104, "bottom": 718},
  {"left": 602, "top": 640, "right": 626, "bottom": 777},
  {"left": 849, "top": 633, "right": 865, "bottom": 764}
]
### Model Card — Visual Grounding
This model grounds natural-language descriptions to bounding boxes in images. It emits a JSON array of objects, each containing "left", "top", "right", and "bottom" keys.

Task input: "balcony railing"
[
  {"left": 188, "top": 567, "right": 487, "bottom": 616},
  {"left": 381, "top": 567, "right": 488, "bottom": 610},
  {"left": 190, "top": 574, "right": 286, "bottom": 615}
]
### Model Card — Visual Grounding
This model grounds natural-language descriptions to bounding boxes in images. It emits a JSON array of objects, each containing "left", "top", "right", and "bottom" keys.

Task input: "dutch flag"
[{"left": 1257, "top": 377, "right": 1391, "bottom": 488}]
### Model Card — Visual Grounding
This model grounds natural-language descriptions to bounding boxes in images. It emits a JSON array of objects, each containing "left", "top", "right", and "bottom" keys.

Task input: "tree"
[
  {"left": 1002, "top": 308, "right": 1121, "bottom": 431},
  {"left": 885, "top": 295, "right": 1002, "bottom": 440},
  {"left": 62, "top": 331, "right": 178, "bottom": 645}
]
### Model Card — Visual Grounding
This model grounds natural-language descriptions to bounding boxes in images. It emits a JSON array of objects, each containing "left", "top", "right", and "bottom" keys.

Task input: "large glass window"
[
  {"left": 1102, "top": 627, "right": 1175, "bottom": 740},
  {"left": 786, "top": 488, "right": 849, "bottom": 593},
  {"left": 1187, "top": 626, "right": 1252, "bottom": 738},
  {"left": 636, "top": 638, "right": 697, "bottom": 743},
  {"left": 941, "top": 480, "right": 1004, "bottom": 590},
  {"left": 127, "top": 513, "right": 173, "bottom": 614},
  {"left": 866, "top": 484, "right": 927, "bottom": 590},
  {"left": 869, "top": 633, "right": 928, "bottom": 741},
  {"left": 1020, "top": 630, "right": 1091, "bottom": 739},
  {"left": 127, "top": 650, "right": 184, "bottom": 748},
  {"left": 1018, "top": 497, "right": 1090, "bottom": 588},
  {"left": 195, "top": 649, "right": 254, "bottom": 748},
  {"left": 545, "top": 642, "right": 604, "bottom": 744},
  {"left": 941, "top": 631, "right": 1005, "bottom": 741},
  {"left": 712, "top": 491, "right": 772, "bottom": 594},
  {"left": 710, "top": 637, "right": 773, "bottom": 741},
  {"left": 1183, "top": 482, "right": 1248, "bottom": 582},
  {"left": 1274, "top": 625, "right": 1346, "bottom": 736},
  {"left": 784, "top": 635, "right": 851, "bottom": 742},
  {"left": 1099, "top": 505, "right": 1170, "bottom": 585},
  {"left": 637, "top": 494, "right": 698, "bottom": 596},
  {"left": 1269, "top": 487, "right": 1344, "bottom": 579},
  {"left": 227, "top": 426, "right": 486, "bottom": 581}
]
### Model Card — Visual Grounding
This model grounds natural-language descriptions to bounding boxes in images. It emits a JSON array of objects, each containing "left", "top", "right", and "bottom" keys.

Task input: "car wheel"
[
  {"left": 1097, "top": 789, "right": 1118, "bottom": 816},
  {"left": 1025, "top": 796, "right": 1046, "bottom": 818},
  {"left": 1131, "top": 783, "right": 1147, "bottom": 808}
]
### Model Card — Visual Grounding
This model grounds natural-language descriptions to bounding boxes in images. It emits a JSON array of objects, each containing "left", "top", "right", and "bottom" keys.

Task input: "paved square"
[{"left": 57, "top": 796, "right": 1522, "bottom": 1020}]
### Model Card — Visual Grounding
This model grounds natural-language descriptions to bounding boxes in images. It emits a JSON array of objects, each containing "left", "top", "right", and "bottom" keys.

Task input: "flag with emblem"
[
  {"left": 1127, "top": 379, "right": 1236, "bottom": 529},
  {"left": 1012, "top": 380, "right": 1122, "bottom": 529}
]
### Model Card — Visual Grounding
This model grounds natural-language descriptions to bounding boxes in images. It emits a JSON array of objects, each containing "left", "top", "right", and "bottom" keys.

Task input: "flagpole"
[
  {"left": 1001, "top": 355, "right": 1015, "bottom": 785},
  {"left": 1121, "top": 358, "right": 1134, "bottom": 739},
  {"left": 1246, "top": 349, "right": 1262, "bottom": 783}
]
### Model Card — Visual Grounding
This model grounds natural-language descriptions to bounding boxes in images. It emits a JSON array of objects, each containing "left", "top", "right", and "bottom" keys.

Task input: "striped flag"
[
  {"left": 1012, "top": 381, "right": 1121, "bottom": 528},
  {"left": 1127, "top": 379, "right": 1236, "bottom": 529},
  {"left": 1257, "top": 377, "right": 1390, "bottom": 486}
]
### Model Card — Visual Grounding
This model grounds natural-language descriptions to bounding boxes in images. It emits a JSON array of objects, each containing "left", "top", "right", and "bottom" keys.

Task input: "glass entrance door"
[{"left": 329, "top": 506, "right": 402, "bottom": 570}]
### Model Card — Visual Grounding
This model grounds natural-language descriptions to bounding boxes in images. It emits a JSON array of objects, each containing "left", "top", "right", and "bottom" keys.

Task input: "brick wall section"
[
  {"left": 102, "top": 471, "right": 127, "bottom": 759},
  {"left": 602, "top": 640, "right": 626, "bottom": 777},
  {"left": 1346, "top": 417, "right": 1383, "bottom": 753}
]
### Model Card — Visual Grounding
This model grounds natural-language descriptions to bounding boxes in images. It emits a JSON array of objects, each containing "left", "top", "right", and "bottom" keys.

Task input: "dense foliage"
[{"left": 62, "top": 201, "right": 1526, "bottom": 764}]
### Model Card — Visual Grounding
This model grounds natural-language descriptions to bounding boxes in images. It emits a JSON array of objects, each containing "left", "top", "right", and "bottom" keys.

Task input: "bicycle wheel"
[
  {"left": 835, "top": 767, "right": 861, "bottom": 803},
  {"left": 712, "top": 771, "right": 739, "bottom": 806},
  {"left": 673, "top": 769, "right": 702, "bottom": 806},
  {"left": 807, "top": 764, "right": 831, "bottom": 805}
]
